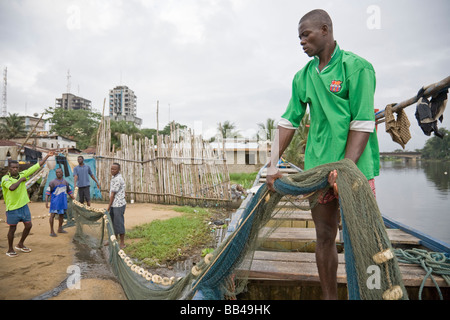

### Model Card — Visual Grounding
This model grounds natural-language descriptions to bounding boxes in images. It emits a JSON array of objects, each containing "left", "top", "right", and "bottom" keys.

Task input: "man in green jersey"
[
  {"left": 266, "top": 9, "right": 380, "bottom": 299},
  {"left": 2, "top": 151, "right": 54, "bottom": 257}
]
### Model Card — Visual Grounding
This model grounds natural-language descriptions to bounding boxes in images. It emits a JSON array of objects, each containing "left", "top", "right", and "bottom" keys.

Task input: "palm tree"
[
  {"left": 257, "top": 118, "right": 276, "bottom": 142},
  {"left": 217, "top": 121, "right": 240, "bottom": 139},
  {"left": 0, "top": 113, "right": 27, "bottom": 139}
]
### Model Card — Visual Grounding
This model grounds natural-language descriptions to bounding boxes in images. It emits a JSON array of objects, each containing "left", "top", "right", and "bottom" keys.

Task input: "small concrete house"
[{"left": 210, "top": 138, "right": 270, "bottom": 173}]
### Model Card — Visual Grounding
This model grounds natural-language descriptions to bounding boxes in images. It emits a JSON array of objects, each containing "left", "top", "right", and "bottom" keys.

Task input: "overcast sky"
[{"left": 0, "top": 0, "right": 449, "bottom": 151}]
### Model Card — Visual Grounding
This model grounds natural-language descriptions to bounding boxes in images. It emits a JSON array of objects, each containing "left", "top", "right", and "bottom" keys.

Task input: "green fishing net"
[{"left": 70, "top": 159, "right": 407, "bottom": 300}]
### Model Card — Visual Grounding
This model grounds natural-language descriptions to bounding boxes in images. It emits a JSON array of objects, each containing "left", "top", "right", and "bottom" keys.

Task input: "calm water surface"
[{"left": 376, "top": 160, "right": 450, "bottom": 244}]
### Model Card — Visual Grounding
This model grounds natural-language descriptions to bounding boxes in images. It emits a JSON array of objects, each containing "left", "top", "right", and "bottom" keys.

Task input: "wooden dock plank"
[
  {"left": 271, "top": 211, "right": 312, "bottom": 221},
  {"left": 237, "top": 251, "right": 449, "bottom": 287},
  {"left": 239, "top": 164, "right": 450, "bottom": 298},
  {"left": 259, "top": 227, "right": 421, "bottom": 245},
  {"left": 276, "top": 201, "right": 311, "bottom": 208}
]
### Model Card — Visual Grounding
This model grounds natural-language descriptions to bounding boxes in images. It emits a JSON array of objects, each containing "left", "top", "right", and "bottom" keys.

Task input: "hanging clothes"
[
  {"left": 384, "top": 104, "right": 411, "bottom": 149},
  {"left": 56, "top": 155, "right": 70, "bottom": 177},
  {"left": 430, "top": 89, "right": 448, "bottom": 123},
  {"left": 415, "top": 92, "right": 447, "bottom": 139},
  {"left": 24, "top": 148, "right": 42, "bottom": 163}
]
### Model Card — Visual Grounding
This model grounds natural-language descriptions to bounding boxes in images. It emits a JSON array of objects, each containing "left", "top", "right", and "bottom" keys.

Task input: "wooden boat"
[{"left": 228, "top": 162, "right": 450, "bottom": 300}]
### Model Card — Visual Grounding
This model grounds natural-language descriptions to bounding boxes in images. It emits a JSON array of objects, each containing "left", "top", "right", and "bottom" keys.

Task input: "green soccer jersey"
[
  {"left": 281, "top": 43, "right": 380, "bottom": 180},
  {"left": 1, "top": 162, "right": 41, "bottom": 211}
]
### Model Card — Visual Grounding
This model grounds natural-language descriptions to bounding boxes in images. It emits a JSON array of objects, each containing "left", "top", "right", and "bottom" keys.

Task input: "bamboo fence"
[{"left": 95, "top": 118, "right": 231, "bottom": 206}]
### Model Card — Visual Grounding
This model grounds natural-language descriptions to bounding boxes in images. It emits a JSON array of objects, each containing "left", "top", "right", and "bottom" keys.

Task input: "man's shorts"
[
  {"left": 110, "top": 205, "right": 126, "bottom": 235},
  {"left": 78, "top": 186, "right": 91, "bottom": 203},
  {"left": 318, "top": 178, "right": 376, "bottom": 205},
  {"left": 6, "top": 204, "right": 32, "bottom": 226},
  {"left": 50, "top": 209, "right": 67, "bottom": 215}
]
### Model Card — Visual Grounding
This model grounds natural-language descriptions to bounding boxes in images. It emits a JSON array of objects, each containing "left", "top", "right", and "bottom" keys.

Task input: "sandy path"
[{"left": 0, "top": 201, "right": 183, "bottom": 300}]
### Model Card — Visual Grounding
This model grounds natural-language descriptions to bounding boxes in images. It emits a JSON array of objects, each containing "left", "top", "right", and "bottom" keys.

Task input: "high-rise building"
[
  {"left": 55, "top": 93, "right": 91, "bottom": 111},
  {"left": 109, "top": 86, "right": 142, "bottom": 127},
  {"left": 108, "top": 85, "right": 142, "bottom": 127},
  {"left": 109, "top": 86, "right": 136, "bottom": 117}
]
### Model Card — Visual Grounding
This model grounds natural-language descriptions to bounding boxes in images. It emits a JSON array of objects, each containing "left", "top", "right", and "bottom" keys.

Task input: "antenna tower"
[
  {"left": 66, "top": 69, "right": 71, "bottom": 93},
  {"left": 2, "top": 67, "right": 7, "bottom": 117}
]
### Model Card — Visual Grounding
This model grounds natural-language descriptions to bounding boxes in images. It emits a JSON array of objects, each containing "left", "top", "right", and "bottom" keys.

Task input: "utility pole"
[{"left": 66, "top": 69, "right": 71, "bottom": 93}]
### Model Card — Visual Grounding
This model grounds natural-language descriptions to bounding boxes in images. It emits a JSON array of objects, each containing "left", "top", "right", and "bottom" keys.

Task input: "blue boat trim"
[
  {"left": 196, "top": 161, "right": 450, "bottom": 300},
  {"left": 382, "top": 215, "right": 450, "bottom": 254}
]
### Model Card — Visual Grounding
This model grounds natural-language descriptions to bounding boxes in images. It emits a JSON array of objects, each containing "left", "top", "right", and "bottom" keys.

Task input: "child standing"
[{"left": 46, "top": 168, "right": 75, "bottom": 237}]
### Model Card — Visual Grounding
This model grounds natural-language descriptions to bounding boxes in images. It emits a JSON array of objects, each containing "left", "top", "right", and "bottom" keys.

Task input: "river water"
[{"left": 375, "top": 160, "right": 450, "bottom": 245}]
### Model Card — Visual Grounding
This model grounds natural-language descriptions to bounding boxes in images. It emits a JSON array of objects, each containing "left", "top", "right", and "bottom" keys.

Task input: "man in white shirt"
[{"left": 107, "top": 162, "right": 126, "bottom": 249}]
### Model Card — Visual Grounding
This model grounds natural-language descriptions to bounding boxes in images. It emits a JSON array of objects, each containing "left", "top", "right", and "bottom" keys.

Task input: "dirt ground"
[{"left": 0, "top": 201, "right": 183, "bottom": 300}]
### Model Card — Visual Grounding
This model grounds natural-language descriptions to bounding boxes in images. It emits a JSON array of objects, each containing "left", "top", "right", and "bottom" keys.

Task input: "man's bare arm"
[
  {"left": 344, "top": 130, "right": 371, "bottom": 164},
  {"left": 329, "top": 130, "right": 371, "bottom": 196},
  {"left": 39, "top": 151, "right": 55, "bottom": 167},
  {"left": 107, "top": 192, "right": 116, "bottom": 212},
  {"left": 266, "top": 126, "right": 296, "bottom": 191},
  {"left": 9, "top": 177, "right": 27, "bottom": 191}
]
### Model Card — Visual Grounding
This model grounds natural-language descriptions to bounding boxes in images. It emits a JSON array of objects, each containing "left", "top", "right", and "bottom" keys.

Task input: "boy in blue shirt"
[{"left": 46, "top": 168, "right": 75, "bottom": 237}]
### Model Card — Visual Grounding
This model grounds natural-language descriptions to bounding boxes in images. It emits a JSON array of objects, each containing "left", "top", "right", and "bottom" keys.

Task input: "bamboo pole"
[
  {"left": 17, "top": 112, "right": 45, "bottom": 156},
  {"left": 95, "top": 98, "right": 106, "bottom": 155},
  {"left": 94, "top": 117, "right": 232, "bottom": 206}
]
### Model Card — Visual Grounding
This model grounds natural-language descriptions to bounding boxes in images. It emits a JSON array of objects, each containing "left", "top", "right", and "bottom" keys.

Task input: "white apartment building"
[{"left": 108, "top": 85, "right": 142, "bottom": 127}]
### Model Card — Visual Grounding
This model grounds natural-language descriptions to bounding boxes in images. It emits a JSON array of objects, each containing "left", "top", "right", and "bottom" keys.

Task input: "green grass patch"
[
  {"left": 229, "top": 172, "right": 258, "bottom": 189},
  {"left": 125, "top": 206, "right": 213, "bottom": 267}
]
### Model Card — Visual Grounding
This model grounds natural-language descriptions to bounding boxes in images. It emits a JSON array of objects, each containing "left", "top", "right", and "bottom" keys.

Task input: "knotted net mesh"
[{"left": 71, "top": 158, "right": 408, "bottom": 300}]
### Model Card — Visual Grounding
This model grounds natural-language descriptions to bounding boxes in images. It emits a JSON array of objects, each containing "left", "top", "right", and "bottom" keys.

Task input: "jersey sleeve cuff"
[
  {"left": 278, "top": 118, "right": 297, "bottom": 129},
  {"left": 349, "top": 120, "right": 375, "bottom": 132}
]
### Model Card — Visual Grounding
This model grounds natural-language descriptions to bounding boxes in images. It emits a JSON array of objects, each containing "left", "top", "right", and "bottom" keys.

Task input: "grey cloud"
[{"left": 0, "top": 0, "right": 448, "bottom": 151}]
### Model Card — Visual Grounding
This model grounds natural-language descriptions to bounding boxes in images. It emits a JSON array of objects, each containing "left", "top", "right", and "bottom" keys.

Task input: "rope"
[{"left": 394, "top": 248, "right": 450, "bottom": 300}]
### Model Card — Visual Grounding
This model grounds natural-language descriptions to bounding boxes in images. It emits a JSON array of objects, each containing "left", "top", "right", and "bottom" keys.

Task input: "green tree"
[
  {"left": 0, "top": 113, "right": 27, "bottom": 139},
  {"left": 257, "top": 118, "right": 276, "bottom": 141},
  {"left": 110, "top": 120, "right": 142, "bottom": 149},
  {"left": 141, "top": 128, "right": 158, "bottom": 140},
  {"left": 421, "top": 127, "right": 449, "bottom": 160},
  {"left": 217, "top": 120, "right": 240, "bottom": 139},
  {"left": 45, "top": 107, "right": 101, "bottom": 150},
  {"left": 159, "top": 121, "right": 187, "bottom": 136},
  {"left": 138, "top": 122, "right": 187, "bottom": 143}
]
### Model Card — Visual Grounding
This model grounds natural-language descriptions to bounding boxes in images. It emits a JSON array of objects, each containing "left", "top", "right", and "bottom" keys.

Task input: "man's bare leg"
[
  {"left": 15, "top": 221, "right": 32, "bottom": 251},
  {"left": 311, "top": 198, "right": 340, "bottom": 300}
]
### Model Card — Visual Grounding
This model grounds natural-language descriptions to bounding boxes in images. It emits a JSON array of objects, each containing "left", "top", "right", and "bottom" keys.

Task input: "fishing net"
[
  {"left": 71, "top": 158, "right": 407, "bottom": 300},
  {"left": 70, "top": 200, "right": 105, "bottom": 249}
]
